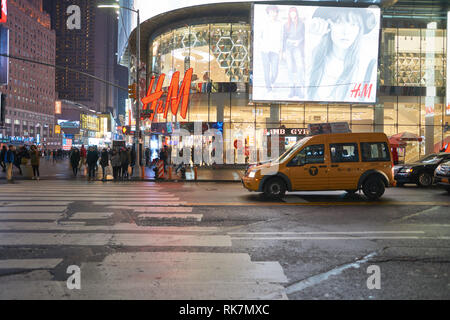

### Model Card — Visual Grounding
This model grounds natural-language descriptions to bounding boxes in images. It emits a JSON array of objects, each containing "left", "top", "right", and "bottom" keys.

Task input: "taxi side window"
[
  {"left": 289, "top": 144, "right": 324, "bottom": 166},
  {"left": 330, "top": 143, "right": 359, "bottom": 163},
  {"left": 361, "top": 142, "right": 391, "bottom": 162}
]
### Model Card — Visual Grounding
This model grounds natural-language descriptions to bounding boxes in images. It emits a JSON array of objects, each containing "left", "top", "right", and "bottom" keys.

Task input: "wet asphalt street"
[{"left": 0, "top": 180, "right": 449, "bottom": 299}]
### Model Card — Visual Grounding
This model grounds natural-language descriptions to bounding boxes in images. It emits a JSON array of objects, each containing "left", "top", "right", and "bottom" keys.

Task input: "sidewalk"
[{"left": 0, "top": 158, "right": 245, "bottom": 182}]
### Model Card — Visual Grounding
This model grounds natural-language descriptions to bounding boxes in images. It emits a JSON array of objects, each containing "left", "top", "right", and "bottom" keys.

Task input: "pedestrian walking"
[
  {"left": 13, "top": 146, "right": 23, "bottom": 175},
  {"left": 100, "top": 148, "right": 110, "bottom": 181},
  {"left": 86, "top": 146, "right": 99, "bottom": 181},
  {"left": 52, "top": 149, "right": 57, "bottom": 163},
  {"left": 0, "top": 145, "right": 6, "bottom": 173},
  {"left": 120, "top": 147, "right": 130, "bottom": 180},
  {"left": 30, "top": 145, "right": 40, "bottom": 180},
  {"left": 70, "top": 148, "right": 81, "bottom": 177},
  {"left": 4, "top": 145, "right": 15, "bottom": 182},
  {"left": 111, "top": 149, "right": 121, "bottom": 181}
]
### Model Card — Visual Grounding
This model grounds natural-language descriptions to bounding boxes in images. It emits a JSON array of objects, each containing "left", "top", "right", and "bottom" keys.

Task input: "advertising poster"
[
  {"left": 0, "top": 25, "right": 8, "bottom": 85},
  {"left": 252, "top": 4, "right": 381, "bottom": 103}
]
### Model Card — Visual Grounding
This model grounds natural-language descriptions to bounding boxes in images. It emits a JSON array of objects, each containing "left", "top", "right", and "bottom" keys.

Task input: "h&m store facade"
[{"left": 127, "top": 0, "right": 450, "bottom": 164}]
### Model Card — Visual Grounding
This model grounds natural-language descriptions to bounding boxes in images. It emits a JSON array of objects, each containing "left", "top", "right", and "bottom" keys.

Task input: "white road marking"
[
  {"left": 0, "top": 233, "right": 231, "bottom": 247},
  {"left": 394, "top": 206, "right": 443, "bottom": 222},
  {"left": 3, "top": 202, "right": 72, "bottom": 206},
  {"left": 0, "top": 222, "right": 219, "bottom": 232},
  {"left": 0, "top": 207, "right": 67, "bottom": 212},
  {"left": 109, "top": 206, "right": 193, "bottom": 213},
  {"left": 0, "top": 214, "right": 62, "bottom": 220},
  {"left": 229, "top": 231, "right": 426, "bottom": 235},
  {"left": 0, "top": 197, "right": 179, "bottom": 201},
  {"left": 231, "top": 236, "right": 427, "bottom": 240},
  {"left": 0, "top": 259, "right": 63, "bottom": 270},
  {"left": 285, "top": 252, "right": 377, "bottom": 295},
  {"left": 137, "top": 214, "right": 203, "bottom": 222},
  {"left": 92, "top": 201, "right": 185, "bottom": 206},
  {"left": 70, "top": 212, "right": 114, "bottom": 219}
]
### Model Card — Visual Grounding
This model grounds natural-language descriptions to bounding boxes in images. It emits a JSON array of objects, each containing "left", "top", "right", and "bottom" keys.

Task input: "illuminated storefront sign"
[
  {"left": 80, "top": 114, "right": 99, "bottom": 131},
  {"left": 54, "top": 125, "right": 61, "bottom": 134},
  {"left": 0, "top": 0, "right": 7, "bottom": 24},
  {"left": 0, "top": 25, "right": 8, "bottom": 85},
  {"left": 141, "top": 68, "right": 193, "bottom": 122},
  {"left": 55, "top": 100, "right": 62, "bottom": 114}
]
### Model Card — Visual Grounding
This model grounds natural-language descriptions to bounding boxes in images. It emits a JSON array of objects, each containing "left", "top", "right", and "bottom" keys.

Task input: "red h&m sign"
[
  {"left": 0, "top": 0, "right": 7, "bottom": 24},
  {"left": 141, "top": 68, "right": 193, "bottom": 122}
]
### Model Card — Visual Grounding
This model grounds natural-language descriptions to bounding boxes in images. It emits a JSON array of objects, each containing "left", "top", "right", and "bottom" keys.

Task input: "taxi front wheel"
[
  {"left": 362, "top": 177, "right": 385, "bottom": 200},
  {"left": 263, "top": 177, "right": 286, "bottom": 199}
]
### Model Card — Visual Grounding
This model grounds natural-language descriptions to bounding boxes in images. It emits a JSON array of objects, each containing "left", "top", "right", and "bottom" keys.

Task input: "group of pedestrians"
[
  {"left": 69, "top": 144, "right": 136, "bottom": 181},
  {"left": 1, "top": 144, "right": 42, "bottom": 182}
]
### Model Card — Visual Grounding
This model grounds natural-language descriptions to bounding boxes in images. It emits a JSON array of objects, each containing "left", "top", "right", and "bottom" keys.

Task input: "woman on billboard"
[
  {"left": 282, "top": 7, "right": 306, "bottom": 99},
  {"left": 307, "top": 8, "right": 378, "bottom": 102}
]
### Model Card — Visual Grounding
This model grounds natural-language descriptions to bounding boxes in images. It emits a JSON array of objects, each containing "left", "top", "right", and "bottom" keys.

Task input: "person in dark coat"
[
  {"left": 70, "top": 148, "right": 81, "bottom": 177},
  {"left": 130, "top": 145, "right": 136, "bottom": 177},
  {"left": 99, "top": 148, "right": 110, "bottom": 181},
  {"left": 120, "top": 147, "right": 130, "bottom": 180},
  {"left": 111, "top": 150, "right": 121, "bottom": 181},
  {"left": 13, "top": 146, "right": 23, "bottom": 175},
  {"left": 0, "top": 145, "right": 7, "bottom": 172},
  {"left": 86, "top": 146, "right": 99, "bottom": 181}
]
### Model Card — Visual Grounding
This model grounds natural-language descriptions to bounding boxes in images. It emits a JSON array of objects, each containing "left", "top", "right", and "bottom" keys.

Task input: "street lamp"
[{"left": 98, "top": 2, "right": 142, "bottom": 179}]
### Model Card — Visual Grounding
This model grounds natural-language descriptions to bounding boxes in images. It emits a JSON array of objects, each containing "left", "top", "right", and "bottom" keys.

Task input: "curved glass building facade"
[{"left": 132, "top": 0, "right": 449, "bottom": 164}]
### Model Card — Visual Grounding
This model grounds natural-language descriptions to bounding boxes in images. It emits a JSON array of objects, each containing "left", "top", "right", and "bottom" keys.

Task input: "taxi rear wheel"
[
  {"left": 362, "top": 177, "right": 385, "bottom": 200},
  {"left": 263, "top": 178, "right": 286, "bottom": 199}
]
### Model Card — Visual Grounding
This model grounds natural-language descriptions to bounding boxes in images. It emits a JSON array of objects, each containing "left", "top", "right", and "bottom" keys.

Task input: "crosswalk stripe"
[
  {"left": 3, "top": 202, "right": 73, "bottom": 206},
  {"left": 70, "top": 212, "right": 114, "bottom": 219},
  {"left": 108, "top": 206, "right": 193, "bottom": 212},
  {"left": 0, "top": 222, "right": 219, "bottom": 232},
  {"left": 92, "top": 201, "right": 185, "bottom": 206},
  {"left": 0, "top": 233, "right": 231, "bottom": 247},
  {"left": 0, "top": 259, "right": 63, "bottom": 269},
  {"left": 137, "top": 214, "right": 203, "bottom": 222},
  {"left": 0, "top": 207, "right": 67, "bottom": 212},
  {"left": 0, "top": 214, "right": 62, "bottom": 220},
  {"left": 0, "top": 197, "right": 180, "bottom": 201}
]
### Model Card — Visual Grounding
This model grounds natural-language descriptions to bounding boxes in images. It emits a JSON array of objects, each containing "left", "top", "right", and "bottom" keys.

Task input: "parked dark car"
[
  {"left": 394, "top": 153, "right": 450, "bottom": 187},
  {"left": 434, "top": 160, "right": 450, "bottom": 193}
]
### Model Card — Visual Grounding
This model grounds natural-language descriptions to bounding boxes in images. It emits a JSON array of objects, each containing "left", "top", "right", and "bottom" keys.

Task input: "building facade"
[
  {"left": 0, "top": 0, "right": 58, "bottom": 147},
  {"left": 44, "top": 0, "right": 120, "bottom": 114},
  {"left": 129, "top": 0, "right": 450, "bottom": 164}
]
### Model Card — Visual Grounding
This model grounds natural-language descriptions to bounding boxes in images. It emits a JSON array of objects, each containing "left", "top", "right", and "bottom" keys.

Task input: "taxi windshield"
[{"left": 275, "top": 137, "right": 311, "bottom": 163}]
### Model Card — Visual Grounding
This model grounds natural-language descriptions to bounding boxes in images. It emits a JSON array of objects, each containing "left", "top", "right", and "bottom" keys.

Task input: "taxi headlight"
[{"left": 248, "top": 171, "right": 256, "bottom": 178}]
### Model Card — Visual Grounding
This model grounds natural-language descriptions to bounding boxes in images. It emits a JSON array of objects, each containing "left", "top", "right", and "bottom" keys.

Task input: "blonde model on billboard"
[{"left": 308, "top": 8, "right": 377, "bottom": 102}]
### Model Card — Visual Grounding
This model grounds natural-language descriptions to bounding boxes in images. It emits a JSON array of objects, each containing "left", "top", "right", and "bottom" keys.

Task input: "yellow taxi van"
[{"left": 242, "top": 132, "right": 394, "bottom": 200}]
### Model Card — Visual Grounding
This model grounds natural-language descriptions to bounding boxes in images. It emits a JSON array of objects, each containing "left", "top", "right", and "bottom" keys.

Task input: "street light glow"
[{"left": 97, "top": 4, "right": 120, "bottom": 9}]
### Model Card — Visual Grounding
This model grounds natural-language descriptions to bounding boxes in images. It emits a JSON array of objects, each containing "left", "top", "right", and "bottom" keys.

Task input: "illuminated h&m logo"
[{"left": 141, "top": 68, "right": 193, "bottom": 122}]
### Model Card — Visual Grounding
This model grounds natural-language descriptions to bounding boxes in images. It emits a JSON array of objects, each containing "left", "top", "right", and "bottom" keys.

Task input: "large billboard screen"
[
  {"left": 252, "top": 4, "right": 381, "bottom": 104},
  {"left": 447, "top": 11, "right": 450, "bottom": 115}
]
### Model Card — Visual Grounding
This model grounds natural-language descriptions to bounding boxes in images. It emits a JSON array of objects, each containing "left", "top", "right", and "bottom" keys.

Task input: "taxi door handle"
[
  {"left": 319, "top": 165, "right": 327, "bottom": 168},
  {"left": 331, "top": 165, "right": 339, "bottom": 168}
]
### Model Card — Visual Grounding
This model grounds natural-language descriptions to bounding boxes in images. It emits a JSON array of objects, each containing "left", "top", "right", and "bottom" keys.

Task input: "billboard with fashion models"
[{"left": 252, "top": 4, "right": 381, "bottom": 103}]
